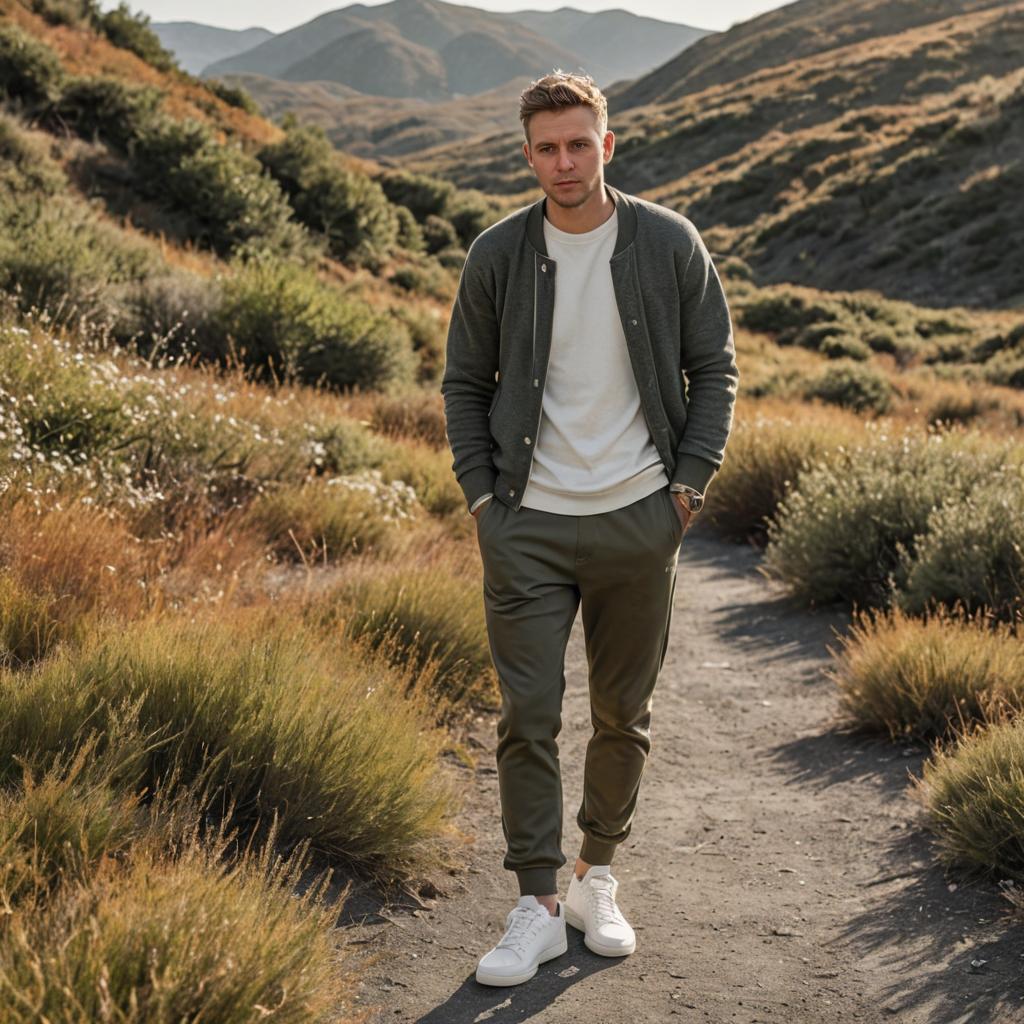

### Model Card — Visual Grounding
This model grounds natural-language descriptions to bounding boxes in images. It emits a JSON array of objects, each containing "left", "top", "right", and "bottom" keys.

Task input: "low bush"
[
  {"left": 0, "top": 611, "right": 453, "bottom": 881},
  {"left": 897, "top": 466, "right": 1024, "bottom": 621},
  {"left": 802, "top": 360, "right": 893, "bottom": 413},
  {"left": 98, "top": 2, "right": 177, "bottom": 73},
  {"left": 828, "top": 605, "right": 1024, "bottom": 742},
  {"left": 763, "top": 428, "right": 1008, "bottom": 608},
  {"left": 911, "top": 715, "right": 1024, "bottom": 883},
  {"left": 0, "top": 784, "right": 355, "bottom": 1019},
  {"left": 701, "top": 400, "right": 863, "bottom": 544},
  {"left": 204, "top": 77, "right": 260, "bottom": 114},
  {"left": 307, "top": 563, "right": 495, "bottom": 712},
  {"left": 211, "top": 258, "right": 417, "bottom": 393},
  {"left": 258, "top": 119, "right": 400, "bottom": 267},
  {"left": 0, "top": 23, "right": 65, "bottom": 107},
  {"left": 51, "top": 75, "right": 163, "bottom": 152},
  {"left": 239, "top": 470, "right": 419, "bottom": 563}
]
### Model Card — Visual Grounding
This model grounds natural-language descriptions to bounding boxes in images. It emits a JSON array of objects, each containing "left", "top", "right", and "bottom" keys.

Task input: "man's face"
[{"left": 522, "top": 106, "right": 614, "bottom": 210}]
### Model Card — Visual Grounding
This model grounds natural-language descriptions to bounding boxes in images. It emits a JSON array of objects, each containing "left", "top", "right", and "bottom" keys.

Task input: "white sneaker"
[
  {"left": 475, "top": 895, "right": 567, "bottom": 986},
  {"left": 564, "top": 865, "right": 636, "bottom": 957}
]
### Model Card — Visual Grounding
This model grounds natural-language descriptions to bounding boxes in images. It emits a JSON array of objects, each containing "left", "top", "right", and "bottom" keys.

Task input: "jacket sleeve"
[
  {"left": 440, "top": 240, "right": 500, "bottom": 513},
  {"left": 671, "top": 224, "right": 739, "bottom": 494}
]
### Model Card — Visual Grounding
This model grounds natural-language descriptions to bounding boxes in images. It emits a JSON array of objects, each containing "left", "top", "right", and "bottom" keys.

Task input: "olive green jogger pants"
[{"left": 475, "top": 483, "right": 684, "bottom": 897}]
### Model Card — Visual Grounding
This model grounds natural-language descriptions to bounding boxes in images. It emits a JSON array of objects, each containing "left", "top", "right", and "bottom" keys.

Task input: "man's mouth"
[{"left": 555, "top": 180, "right": 578, "bottom": 187}]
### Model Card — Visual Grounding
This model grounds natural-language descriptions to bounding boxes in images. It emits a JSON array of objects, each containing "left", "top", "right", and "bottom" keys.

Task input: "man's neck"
[{"left": 543, "top": 183, "right": 615, "bottom": 235}]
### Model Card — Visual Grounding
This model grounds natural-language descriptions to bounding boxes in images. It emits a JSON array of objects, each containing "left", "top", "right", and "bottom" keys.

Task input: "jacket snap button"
[
  {"left": 508, "top": 488, "right": 515, "bottom": 496},
  {"left": 524, "top": 436, "right": 531, "bottom": 444},
  {"left": 541, "top": 263, "right": 547, "bottom": 272},
  {"left": 533, "top": 378, "right": 539, "bottom": 387},
  {"left": 631, "top": 319, "right": 638, "bottom": 326}
]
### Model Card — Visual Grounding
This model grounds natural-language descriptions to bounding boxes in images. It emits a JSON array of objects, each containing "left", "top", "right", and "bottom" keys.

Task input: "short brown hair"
[{"left": 519, "top": 70, "right": 608, "bottom": 147}]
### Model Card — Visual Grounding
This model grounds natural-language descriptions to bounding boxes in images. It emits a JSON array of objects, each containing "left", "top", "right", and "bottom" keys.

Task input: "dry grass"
[
  {"left": 828, "top": 605, "right": 1024, "bottom": 742},
  {"left": 910, "top": 713, "right": 1024, "bottom": 885}
]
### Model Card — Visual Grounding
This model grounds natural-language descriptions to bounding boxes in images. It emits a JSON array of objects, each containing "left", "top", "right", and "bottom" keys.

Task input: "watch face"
[{"left": 689, "top": 495, "right": 704, "bottom": 513}]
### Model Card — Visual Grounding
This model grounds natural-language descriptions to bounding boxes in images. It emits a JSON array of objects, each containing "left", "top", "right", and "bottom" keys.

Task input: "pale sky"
[{"left": 98, "top": 0, "right": 791, "bottom": 34}]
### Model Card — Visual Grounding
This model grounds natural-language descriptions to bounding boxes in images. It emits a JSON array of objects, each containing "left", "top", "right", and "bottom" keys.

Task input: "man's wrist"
[{"left": 469, "top": 492, "right": 494, "bottom": 515}]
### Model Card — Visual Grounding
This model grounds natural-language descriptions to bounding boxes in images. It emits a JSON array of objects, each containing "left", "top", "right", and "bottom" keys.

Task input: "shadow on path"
[{"left": 415, "top": 929, "right": 621, "bottom": 1023}]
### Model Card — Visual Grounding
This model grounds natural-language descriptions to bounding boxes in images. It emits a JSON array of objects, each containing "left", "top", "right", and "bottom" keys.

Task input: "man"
[{"left": 440, "top": 69, "right": 738, "bottom": 987}]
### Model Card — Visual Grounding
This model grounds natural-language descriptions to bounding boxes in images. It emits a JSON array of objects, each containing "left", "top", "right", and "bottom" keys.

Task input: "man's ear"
[
  {"left": 522, "top": 141, "right": 532, "bottom": 167},
  {"left": 603, "top": 130, "right": 615, "bottom": 164}
]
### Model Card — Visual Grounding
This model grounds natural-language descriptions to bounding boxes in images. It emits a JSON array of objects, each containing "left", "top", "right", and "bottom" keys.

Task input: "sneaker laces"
[
  {"left": 585, "top": 877, "right": 626, "bottom": 927},
  {"left": 496, "top": 905, "right": 548, "bottom": 954}
]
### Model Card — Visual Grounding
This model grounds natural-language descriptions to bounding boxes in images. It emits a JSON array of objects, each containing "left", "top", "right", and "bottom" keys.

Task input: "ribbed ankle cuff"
[
  {"left": 516, "top": 867, "right": 558, "bottom": 897},
  {"left": 579, "top": 835, "right": 619, "bottom": 866}
]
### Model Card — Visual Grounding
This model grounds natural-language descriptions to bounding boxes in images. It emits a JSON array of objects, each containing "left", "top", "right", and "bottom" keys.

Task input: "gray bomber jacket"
[{"left": 440, "top": 182, "right": 739, "bottom": 515}]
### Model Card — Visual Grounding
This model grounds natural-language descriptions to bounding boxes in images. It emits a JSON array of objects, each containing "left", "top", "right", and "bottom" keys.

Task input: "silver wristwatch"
[{"left": 668, "top": 483, "right": 705, "bottom": 514}]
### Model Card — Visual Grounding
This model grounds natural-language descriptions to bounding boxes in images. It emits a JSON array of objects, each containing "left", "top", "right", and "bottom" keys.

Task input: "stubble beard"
[{"left": 545, "top": 174, "right": 600, "bottom": 210}]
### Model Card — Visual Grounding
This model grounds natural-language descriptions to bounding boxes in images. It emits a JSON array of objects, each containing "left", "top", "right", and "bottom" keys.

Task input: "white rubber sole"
[
  {"left": 475, "top": 934, "right": 568, "bottom": 987},
  {"left": 563, "top": 905, "right": 637, "bottom": 957}
]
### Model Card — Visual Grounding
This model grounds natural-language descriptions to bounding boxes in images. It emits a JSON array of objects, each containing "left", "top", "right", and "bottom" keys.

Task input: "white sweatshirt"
[{"left": 518, "top": 203, "right": 669, "bottom": 515}]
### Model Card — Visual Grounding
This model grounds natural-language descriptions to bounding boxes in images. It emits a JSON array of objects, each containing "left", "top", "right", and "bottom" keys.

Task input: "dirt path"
[{"left": 342, "top": 531, "right": 1024, "bottom": 1023}]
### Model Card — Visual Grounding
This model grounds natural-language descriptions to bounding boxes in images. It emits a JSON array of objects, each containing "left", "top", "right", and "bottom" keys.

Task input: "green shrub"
[
  {"left": 0, "top": 23, "right": 65, "bottom": 106},
  {"left": 121, "top": 115, "right": 311, "bottom": 261},
  {"left": 0, "top": 190, "right": 160, "bottom": 328},
  {"left": 240, "top": 471, "right": 417, "bottom": 562},
  {"left": 443, "top": 187, "right": 502, "bottom": 248},
  {"left": 375, "top": 168, "right": 452, "bottom": 222},
  {"left": 204, "top": 76, "right": 260, "bottom": 114},
  {"left": 793, "top": 320, "right": 846, "bottom": 350},
  {"left": 128, "top": 113, "right": 208, "bottom": 177},
  {"left": 819, "top": 333, "right": 872, "bottom": 360},
  {"left": 258, "top": 120, "right": 399, "bottom": 267},
  {"left": 912, "top": 715, "right": 1024, "bottom": 883},
  {"left": 897, "top": 466, "right": 1024, "bottom": 621},
  {"left": 983, "top": 351, "right": 1024, "bottom": 389},
  {"left": 212, "top": 259, "right": 416, "bottom": 392},
  {"left": 803, "top": 360, "right": 893, "bottom": 413},
  {"left": 0, "top": 111, "right": 66, "bottom": 196},
  {"left": 51, "top": 75, "right": 163, "bottom": 152},
  {"left": 422, "top": 213, "right": 459, "bottom": 255},
  {"left": 170, "top": 140, "right": 311, "bottom": 260},
  {"left": 435, "top": 244, "right": 468, "bottom": 270},
  {"left": 110, "top": 267, "right": 222, "bottom": 360},
  {"left": 701, "top": 402, "right": 863, "bottom": 544},
  {"left": 394, "top": 204, "right": 425, "bottom": 253},
  {"left": 828, "top": 605, "right": 1024, "bottom": 742},
  {"left": 98, "top": 2, "right": 177, "bottom": 73},
  {"left": 27, "top": 0, "right": 101, "bottom": 28},
  {"left": 763, "top": 429, "right": 1008, "bottom": 608}
]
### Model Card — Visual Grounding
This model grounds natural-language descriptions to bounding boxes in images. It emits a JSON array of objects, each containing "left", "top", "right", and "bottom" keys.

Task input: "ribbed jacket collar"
[{"left": 525, "top": 182, "right": 637, "bottom": 258}]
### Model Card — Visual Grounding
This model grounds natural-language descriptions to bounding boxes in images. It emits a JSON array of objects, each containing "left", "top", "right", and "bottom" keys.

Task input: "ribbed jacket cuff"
[
  {"left": 671, "top": 453, "right": 717, "bottom": 494},
  {"left": 458, "top": 465, "right": 498, "bottom": 513}
]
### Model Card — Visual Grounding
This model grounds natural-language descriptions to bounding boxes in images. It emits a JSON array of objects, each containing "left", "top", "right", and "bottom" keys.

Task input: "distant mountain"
[
  {"left": 200, "top": 0, "right": 711, "bottom": 98},
  {"left": 149, "top": 21, "right": 275, "bottom": 76},
  {"left": 407, "top": 0, "right": 1024, "bottom": 309},
  {"left": 512, "top": 7, "right": 708, "bottom": 88}
]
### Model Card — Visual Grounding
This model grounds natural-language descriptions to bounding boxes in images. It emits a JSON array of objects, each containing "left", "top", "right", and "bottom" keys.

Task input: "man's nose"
[{"left": 556, "top": 147, "right": 574, "bottom": 170}]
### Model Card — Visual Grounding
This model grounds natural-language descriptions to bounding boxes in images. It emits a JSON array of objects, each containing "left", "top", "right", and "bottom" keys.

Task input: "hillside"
[
  {"left": 230, "top": 74, "right": 522, "bottom": 160},
  {"left": 411, "top": 0, "right": 1024, "bottom": 309},
  {"left": 606, "top": 0, "right": 1011, "bottom": 110}
]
